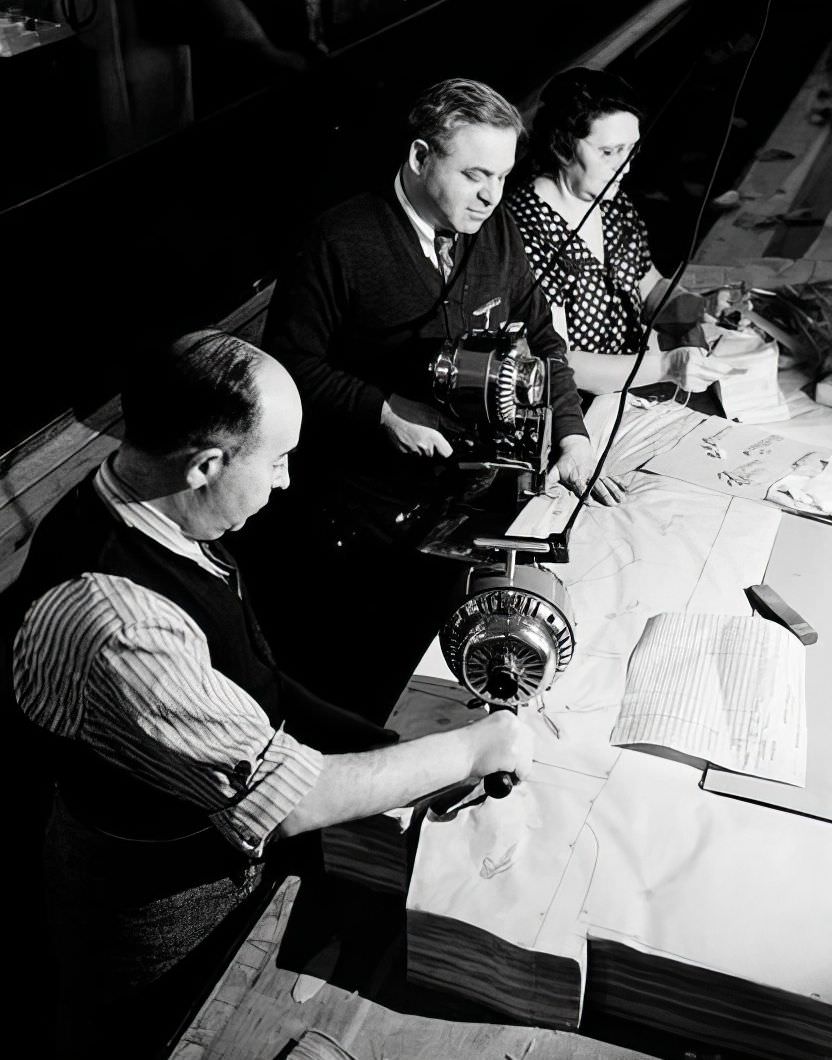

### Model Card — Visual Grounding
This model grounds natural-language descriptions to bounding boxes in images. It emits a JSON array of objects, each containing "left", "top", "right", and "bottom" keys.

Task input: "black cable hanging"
[
  {"left": 561, "top": 0, "right": 773, "bottom": 537},
  {"left": 61, "top": 1, "right": 98, "bottom": 32}
]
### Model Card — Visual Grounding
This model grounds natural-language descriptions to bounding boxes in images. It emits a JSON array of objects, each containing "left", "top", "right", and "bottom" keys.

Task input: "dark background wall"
[
  {"left": 2, "top": 0, "right": 831, "bottom": 457},
  {"left": 2, "top": 2, "right": 832, "bottom": 1057}
]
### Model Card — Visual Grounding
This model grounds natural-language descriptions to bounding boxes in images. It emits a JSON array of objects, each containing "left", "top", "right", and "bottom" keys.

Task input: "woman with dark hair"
[{"left": 507, "top": 67, "right": 735, "bottom": 396}]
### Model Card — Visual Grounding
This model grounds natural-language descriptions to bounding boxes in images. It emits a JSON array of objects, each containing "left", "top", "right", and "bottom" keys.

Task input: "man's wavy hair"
[
  {"left": 121, "top": 329, "right": 262, "bottom": 458},
  {"left": 407, "top": 77, "right": 525, "bottom": 156},
  {"left": 529, "top": 67, "right": 643, "bottom": 176}
]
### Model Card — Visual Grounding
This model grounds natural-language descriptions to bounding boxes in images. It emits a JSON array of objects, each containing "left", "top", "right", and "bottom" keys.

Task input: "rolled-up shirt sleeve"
[
  {"left": 13, "top": 574, "right": 324, "bottom": 856},
  {"left": 210, "top": 727, "right": 323, "bottom": 855}
]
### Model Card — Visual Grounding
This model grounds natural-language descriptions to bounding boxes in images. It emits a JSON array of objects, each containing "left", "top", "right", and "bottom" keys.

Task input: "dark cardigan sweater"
[{"left": 263, "top": 189, "right": 587, "bottom": 520}]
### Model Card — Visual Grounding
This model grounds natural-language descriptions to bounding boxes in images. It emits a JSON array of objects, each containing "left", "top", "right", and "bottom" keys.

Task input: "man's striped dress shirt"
[{"left": 13, "top": 459, "right": 323, "bottom": 856}]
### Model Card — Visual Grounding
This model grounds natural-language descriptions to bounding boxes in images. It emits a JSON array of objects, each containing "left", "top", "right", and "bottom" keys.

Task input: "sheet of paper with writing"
[
  {"left": 643, "top": 415, "right": 830, "bottom": 501},
  {"left": 612, "top": 612, "right": 806, "bottom": 785},
  {"left": 703, "top": 512, "right": 832, "bottom": 821}
]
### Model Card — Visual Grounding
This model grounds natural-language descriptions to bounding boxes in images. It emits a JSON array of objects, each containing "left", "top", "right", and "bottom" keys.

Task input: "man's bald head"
[
  {"left": 117, "top": 330, "right": 303, "bottom": 540},
  {"left": 121, "top": 329, "right": 297, "bottom": 459}
]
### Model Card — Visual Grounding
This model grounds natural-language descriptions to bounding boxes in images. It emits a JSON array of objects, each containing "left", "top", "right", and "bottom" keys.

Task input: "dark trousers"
[{"left": 43, "top": 795, "right": 322, "bottom": 1060}]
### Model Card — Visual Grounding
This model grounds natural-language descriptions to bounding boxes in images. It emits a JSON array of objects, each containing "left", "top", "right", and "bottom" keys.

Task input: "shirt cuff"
[{"left": 210, "top": 727, "right": 324, "bottom": 856}]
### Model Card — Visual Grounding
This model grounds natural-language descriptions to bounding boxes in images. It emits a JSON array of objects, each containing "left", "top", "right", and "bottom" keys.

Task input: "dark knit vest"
[
  {"left": 13, "top": 472, "right": 284, "bottom": 840},
  {"left": 12, "top": 471, "right": 397, "bottom": 841}
]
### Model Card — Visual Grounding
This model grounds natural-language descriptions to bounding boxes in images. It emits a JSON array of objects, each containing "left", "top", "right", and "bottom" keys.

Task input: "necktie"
[{"left": 434, "top": 232, "right": 456, "bottom": 281}]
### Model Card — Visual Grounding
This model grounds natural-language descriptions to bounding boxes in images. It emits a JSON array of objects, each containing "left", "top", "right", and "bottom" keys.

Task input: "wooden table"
[
  {"left": 403, "top": 406, "right": 832, "bottom": 1060},
  {"left": 172, "top": 424, "right": 832, "bottom": 1060}
]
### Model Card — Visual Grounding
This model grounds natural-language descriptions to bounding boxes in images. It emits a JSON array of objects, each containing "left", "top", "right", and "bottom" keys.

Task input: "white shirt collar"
[
  {"left": 94, "top": 456, "right": 229, "bottom": 580},
  {"left": 394, "top": 168, "right": 446, "bottom": 270}
]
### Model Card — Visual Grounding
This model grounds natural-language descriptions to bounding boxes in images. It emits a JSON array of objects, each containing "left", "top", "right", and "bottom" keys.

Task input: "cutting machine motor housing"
[
  {"left": 431, "top": 325, "right": 553, "bottom": 497},
  {"left": 440, "top": 540, "right": 576, "bottom": 708}
]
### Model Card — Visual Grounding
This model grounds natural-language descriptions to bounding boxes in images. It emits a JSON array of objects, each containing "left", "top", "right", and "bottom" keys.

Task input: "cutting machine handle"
[
  {"left": 483, "top": 769, "right": 517, "bottom": 798},
  {"left": 482, "top": 699, "right": 519, "bottom": 799}
]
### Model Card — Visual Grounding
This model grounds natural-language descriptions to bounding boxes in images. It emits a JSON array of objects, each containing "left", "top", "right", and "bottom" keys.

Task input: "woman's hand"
[
  {"left": 555, "top": 434, "right": 627, "bottom": 505},
  {"left": 661, "top": 346, "right": 746, "bottom": 394},
  {"left": 706, "top": 285, "right": 754, "bottom": 324}
]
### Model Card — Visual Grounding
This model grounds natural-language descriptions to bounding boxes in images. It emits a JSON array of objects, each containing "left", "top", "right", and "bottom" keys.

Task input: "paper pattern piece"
[
  {"left": 612, "top": 613, "right": 807, "bottom": 785},
  {"left": 407, "top": 762, "right": 600, "bottom": 1029},
  {"left": 581, "top": 751, "right": 832, "bottom": 1002},
  {"left": 643, "top": 414, "right": 830, "bottom": 500},
  {"left": 501, "top": 477, "right": 781, "bottom": 782},
  {"left": 408, "top": 476, "right": 788, "bottom": 1036},
  {"left": 777, "top": 367, "right": 832, "bottom": 447},
  {"left": 768, "top": 456, "right": 832, "bottom": 519},
  {"left": 582, "top": 393, "right": 706, "bottom": 478},
  {"left": 406, "top": 391, "right": 832, "bottom": 1053}
]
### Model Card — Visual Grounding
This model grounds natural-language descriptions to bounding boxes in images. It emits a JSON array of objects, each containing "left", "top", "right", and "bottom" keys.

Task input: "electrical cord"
[
  {"left": 61, "top": 0, "right": 98, "bottom": 31},
  {"left": 561, "top": 0, "right": 772, "bottom": 536}
]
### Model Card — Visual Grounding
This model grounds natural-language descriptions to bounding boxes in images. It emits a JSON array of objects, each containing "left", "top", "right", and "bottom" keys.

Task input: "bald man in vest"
[{"left": 10, "top": 330, "right": 532, "bottom": 1059}]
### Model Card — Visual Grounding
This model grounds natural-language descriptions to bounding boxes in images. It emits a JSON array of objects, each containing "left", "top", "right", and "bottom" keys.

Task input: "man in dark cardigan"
[
  {"left": 241, "top": 78, "right": 607, "bottom": 722},
  {"left": 9, "top": 331, "right": 533, "bottom": 1059}
]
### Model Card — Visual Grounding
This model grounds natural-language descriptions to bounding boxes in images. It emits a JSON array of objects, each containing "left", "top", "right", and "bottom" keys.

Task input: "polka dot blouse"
[{"left": 506, "top": 181, "right": 652, "bottom": 356}]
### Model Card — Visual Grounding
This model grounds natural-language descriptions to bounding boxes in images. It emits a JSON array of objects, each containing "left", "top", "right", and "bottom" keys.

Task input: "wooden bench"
[{"left": 170, "top": 877, "right": 655, "bottom": 1060}]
